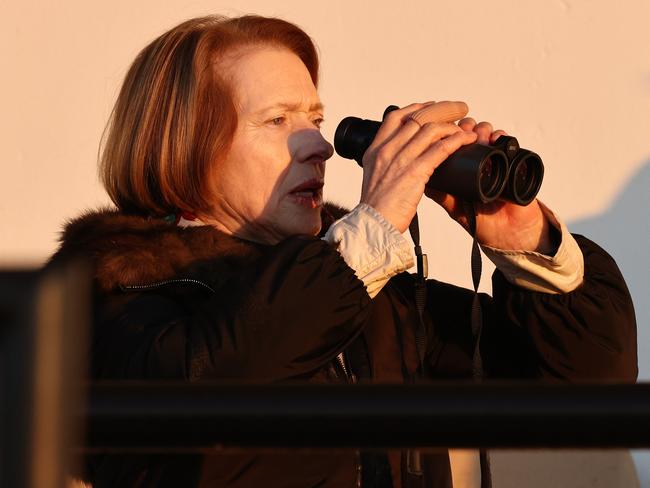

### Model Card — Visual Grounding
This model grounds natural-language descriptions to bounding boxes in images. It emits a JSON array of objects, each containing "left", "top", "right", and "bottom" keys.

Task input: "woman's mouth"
[{"left": 289, "top": 179, "right": 324, "bottom": 209}]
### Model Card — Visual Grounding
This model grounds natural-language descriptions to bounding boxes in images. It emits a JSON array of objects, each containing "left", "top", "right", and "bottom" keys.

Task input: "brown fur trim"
[
  {"left": 318, "top": 202, "right": 349, "bottom": 237},
  {"left": 48, "top": 203, "right": 351, "bottom": 292}
]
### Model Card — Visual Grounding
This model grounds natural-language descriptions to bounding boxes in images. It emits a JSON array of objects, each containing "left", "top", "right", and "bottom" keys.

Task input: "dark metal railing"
[{"left": 81, "top": 381, "right": 650, "bottom": 450}]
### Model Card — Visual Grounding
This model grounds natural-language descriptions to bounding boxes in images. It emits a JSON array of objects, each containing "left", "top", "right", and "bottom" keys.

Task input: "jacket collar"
[{"left": 48, "top": 203, "right": 350, "bottom": 292}]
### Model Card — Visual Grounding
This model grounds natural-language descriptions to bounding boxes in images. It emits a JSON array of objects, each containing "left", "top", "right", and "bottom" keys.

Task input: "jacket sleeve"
[
  {"left": 94, "top": 236, "right": 371, "bottom": 381},
  {"left": 426, "top": 235, "right": 637, "bottom": 382},
  {"left": 482, "top": 234, "right": 637, "bottom": 381}
]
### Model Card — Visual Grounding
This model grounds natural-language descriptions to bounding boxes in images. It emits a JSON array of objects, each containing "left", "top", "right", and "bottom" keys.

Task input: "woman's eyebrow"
[{"left": 254, "top": 101, "right": 324, "bottom": 115}]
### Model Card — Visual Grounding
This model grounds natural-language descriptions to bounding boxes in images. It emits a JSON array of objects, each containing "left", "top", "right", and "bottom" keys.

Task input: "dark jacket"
[{"left": 49, "top": 204, "right": 637, "bottom": 488}]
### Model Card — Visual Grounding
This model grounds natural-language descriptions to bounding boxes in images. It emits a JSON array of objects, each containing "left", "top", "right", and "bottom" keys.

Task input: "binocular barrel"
[{"left": 334, "top": 109, "right": 544, "bottom": 205}]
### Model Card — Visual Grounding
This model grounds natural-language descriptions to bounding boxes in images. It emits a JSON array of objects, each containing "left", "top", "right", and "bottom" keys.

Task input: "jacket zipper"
[
  {"left": 336, "top": 351, "right": 361, "bottom": 487},
  {"left": 120, "top": 278, "right": 215, "bottom": 293},
  {"left": 336, "top": 352, "right": 356, "bottom": 384}
]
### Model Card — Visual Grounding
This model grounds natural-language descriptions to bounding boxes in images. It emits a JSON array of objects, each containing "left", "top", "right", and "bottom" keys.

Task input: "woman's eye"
[
  {"left": 269, "top": 116, "right": 286, "bottom": 126},
  {"left": 312, "top": 118, "right": 324, "bottom": 129}
]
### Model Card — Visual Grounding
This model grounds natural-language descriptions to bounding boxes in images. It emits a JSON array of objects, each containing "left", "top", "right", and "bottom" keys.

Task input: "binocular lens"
[
  {"left": 507, "top": 152, "right": 544, "bottom": 205},
  {"left": 428, "top": 145, "right": 508, "bottom": 203},
  {"left": 479, "top": 157, "right": 503, "bottom": 199},
  {"left": 516, "top": 161, "right": 528, "bottom": 183},
  {"left": 514, "top": 161, "right": 531, "bottom": 196}
]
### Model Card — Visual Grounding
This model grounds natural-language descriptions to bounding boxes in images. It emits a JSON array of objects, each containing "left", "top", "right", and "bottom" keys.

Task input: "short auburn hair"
[{"left": 100, "top": 15, "right": 319, "bottom": 216}]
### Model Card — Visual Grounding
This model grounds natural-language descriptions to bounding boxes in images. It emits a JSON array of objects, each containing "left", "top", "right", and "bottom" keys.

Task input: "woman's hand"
[
  {"left": 426, "top": 117, "right": 556, "bottom": 254},
  {"left": 360, "top": 101, "right": 478, "bottom": 233}
]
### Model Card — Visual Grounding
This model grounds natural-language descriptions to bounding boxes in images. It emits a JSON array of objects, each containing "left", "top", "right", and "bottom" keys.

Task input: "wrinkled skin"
[{"left": 202, "top": 47, "right": 332, "bottom": 244}]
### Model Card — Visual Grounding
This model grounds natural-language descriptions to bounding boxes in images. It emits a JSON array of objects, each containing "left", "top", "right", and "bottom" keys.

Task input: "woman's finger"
[
  {"left": 410, "top": 101, "right": 469, "bottom": 126},
  {"left": 370, "top": 101, "right": 469, "bottom": 162},
  {"left": 489, "top": 129, "right": 508, "bottom": 144},
  {"left": 370, "top": 102, "right": 435, "bottom": 148},
  {"left": 388, "top": 122, "right": 463, "bottom": 170},
  {"left": 364, "top": 117, "right": 423, "bottom": 168},
  {"left": 458, "top": 117, "right": 476, "bottom": 131},
  {"left": 415, "top": 130, "right": 478, "bottom": 176},
  {"left": 474, "top": 121, "right": 493, "bottom": 145}
]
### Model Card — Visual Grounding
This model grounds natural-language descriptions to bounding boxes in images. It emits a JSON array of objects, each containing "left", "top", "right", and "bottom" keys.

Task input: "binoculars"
[{"left": 334, "top": 105, "right": 544, "bottom": 205}]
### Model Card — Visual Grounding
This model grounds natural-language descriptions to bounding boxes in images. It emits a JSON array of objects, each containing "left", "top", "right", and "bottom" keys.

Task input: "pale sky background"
[{"left": 1, "top": 1, "right": 649, "bottom": 485}]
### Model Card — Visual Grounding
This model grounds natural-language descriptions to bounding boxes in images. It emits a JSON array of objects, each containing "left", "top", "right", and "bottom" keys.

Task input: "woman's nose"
[
  {"left": 315, "top": 133, "right": 334, "bottom": 162},
  {"left": 289, "top": 128, "right": 334, "bottom": 164}
]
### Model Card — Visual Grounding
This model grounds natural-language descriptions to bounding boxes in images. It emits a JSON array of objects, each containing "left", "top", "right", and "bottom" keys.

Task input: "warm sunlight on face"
[{"left": 206, "top": 46, "right": 334, "bottom": 244}]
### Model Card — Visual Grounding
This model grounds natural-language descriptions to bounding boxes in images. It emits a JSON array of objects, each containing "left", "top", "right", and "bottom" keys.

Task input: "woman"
[{"left": 50, "top": 15, "right": 636, "bottom": 488}]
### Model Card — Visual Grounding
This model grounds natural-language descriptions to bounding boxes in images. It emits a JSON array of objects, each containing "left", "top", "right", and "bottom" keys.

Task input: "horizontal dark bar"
[{"left": 80, "top": 382, "right": 650, "bottom": 450}]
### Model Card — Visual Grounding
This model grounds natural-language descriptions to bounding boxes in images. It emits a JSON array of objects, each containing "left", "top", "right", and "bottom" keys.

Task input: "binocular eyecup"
[{"left": 334, "top": 107, "right": 544, "bottom": 205}]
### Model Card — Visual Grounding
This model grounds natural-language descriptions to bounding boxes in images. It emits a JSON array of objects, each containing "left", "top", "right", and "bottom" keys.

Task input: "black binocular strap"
[
  {"left": 463, "top": 200, "right": 492, "bottom": 488},
  {"left": 408, "top": 212, "right": 428, "bottom": 373},
  {"left": 406, "top": 213, "right": 428, "bottom": 480},
  {"left": 463, "top": 201, "right": 485, "bottom": 380},
  {"left": 407, "top": 205, "right": 491, "bottom": 486}
]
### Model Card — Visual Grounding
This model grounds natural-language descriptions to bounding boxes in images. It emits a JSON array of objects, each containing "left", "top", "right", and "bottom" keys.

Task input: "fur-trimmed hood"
[{"left": 48, "top": 203, "right": 349, "bottom": 293}]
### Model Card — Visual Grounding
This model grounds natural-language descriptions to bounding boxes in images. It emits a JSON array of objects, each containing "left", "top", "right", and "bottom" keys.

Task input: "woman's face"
[{"left": 206, "top": 46, "right": 334, "bottom": 244}]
